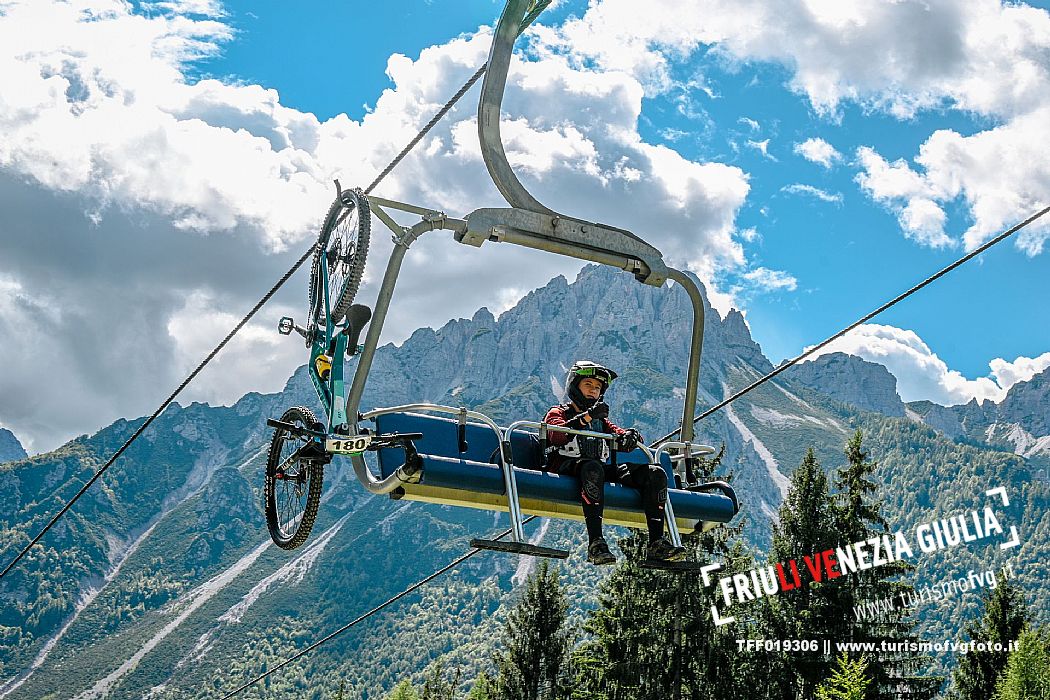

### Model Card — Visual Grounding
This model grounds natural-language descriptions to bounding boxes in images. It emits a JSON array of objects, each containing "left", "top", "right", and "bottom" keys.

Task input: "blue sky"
[
  {"left": 193, "top": 0, "right": 1050, "bottom": 378},
  {"left": 1, "top": 0, "right": 1049, "bottom": 451}
]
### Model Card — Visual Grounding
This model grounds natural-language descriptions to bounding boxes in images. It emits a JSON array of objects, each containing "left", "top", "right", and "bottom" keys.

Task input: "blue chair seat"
[{"left": 373, "top": 411, "right": 737, "bottom": 532}]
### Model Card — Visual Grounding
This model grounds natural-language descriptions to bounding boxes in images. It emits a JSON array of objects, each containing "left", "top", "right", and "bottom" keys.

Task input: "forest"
[{"left": 372, "top": 431, "right": 1048, "bottom": 700}]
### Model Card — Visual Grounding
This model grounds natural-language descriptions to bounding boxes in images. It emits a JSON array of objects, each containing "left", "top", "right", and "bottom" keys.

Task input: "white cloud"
[
  {"left": 794, "top": 137, "right": 841, "bottom": 168},
  {"left": 554, "top": 0, "right": 1050, "bottom": 120},
  {"left": 989, "top": 352, "right": 1050, "bottom": 391},
  {"left": 702, "top": 283, "right": 741, "bottom": 320},
  {"left": 165, "top": 291, "right": 303, "bottom": 406},
  {"left": 738, "top": 116, "right": 760, "bottom": 131},
  {"left": 741, "top": 267, "right": 798, "bottom": 292},
  {"left": 0, "top": 0, "right": 331, "bottom": 251},
  {"left": 550, "top": 0, "right": 1050, "bottom": 254},
  {"left": 856, "top": 112, "right": 1050, "bottom": 254},
  {"left": 781, "top": 183, "right": 842, "bottom": 204},
  {"left": 0, "top": 0, "right": 754, "bottom": 451},
  {"left": 745, "top": 138, "right": 776, "bottom": 160},
  {"left": 801, "top": 323, "right": 1026, "bottom": 405}
]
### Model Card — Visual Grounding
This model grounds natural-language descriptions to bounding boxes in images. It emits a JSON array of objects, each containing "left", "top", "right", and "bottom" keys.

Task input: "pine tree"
[
  {"left": 952, "top": 579, "right": 1029, "bottom": 700},
  {"left": 572, "top": 448, "right": 775, "bottom": 699},
  {"left": 387, "top": 679, "right": 421, "bottom": 700},
  {"left": 762, "top": 447, "right": 841, "bottom": 699},
  {"left": 493, "top": 560, "right": 573, "bottom": 700},
  {"left": 993, "top": 627, "right": 1050, "bottom": 700},
  {"left": 831, "top": 430, "right": 939, "bottom": 699},
  {"left": 816, "top": 653, "right": 871, "bottom": 700},
  {"left": 573, "top": 531, "right": 679, "bottom": 699}
]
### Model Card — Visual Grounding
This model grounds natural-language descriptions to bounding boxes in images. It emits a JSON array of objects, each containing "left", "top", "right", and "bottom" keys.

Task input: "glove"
[
  {"left": 616, "top": 428, "right": 642, "bottom": 452},
  {"left": 587, "top": 401, "right": 610, "bottom": 421}
]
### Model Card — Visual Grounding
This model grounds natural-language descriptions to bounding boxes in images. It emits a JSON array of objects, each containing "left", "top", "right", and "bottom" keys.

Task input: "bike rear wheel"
[
  {"left": 310, "top": 188, "right": 370, "bottom": 327},
  {"left": 264, "top": 406, "right": 325, "bottom": 550}
]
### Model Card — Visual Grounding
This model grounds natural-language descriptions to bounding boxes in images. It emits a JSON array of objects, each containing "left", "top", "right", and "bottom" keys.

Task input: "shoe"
[
  {"left": 647, "top": 537, "right": 687, "bottom": 562},
  {"left": 587, "top": 538, "right": 616, "bottom": 565}
]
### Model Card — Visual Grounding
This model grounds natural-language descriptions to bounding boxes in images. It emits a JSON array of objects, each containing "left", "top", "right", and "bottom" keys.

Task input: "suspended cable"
[
  {"left": 0, "top": 60, "right": 498, "bottom": 581},
  {"left": 0, "top": 247, "right": 313, "bottom": 580},
  {"left": 362, "top": 0, "right": 549, "bottom": 195},
  {"left": 364, "top": 65, "right": 486, "bottom": 196},
  {"left": 218, "top": 516, "right": 538, "bottom": 699},
  {"left": 652, "top": 204, "right": 1050, "bottom": 447}
]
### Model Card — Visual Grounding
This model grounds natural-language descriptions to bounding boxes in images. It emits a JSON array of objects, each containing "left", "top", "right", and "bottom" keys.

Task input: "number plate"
[{"left": 325, "top": 435, "right": 372, "bottom": 454}]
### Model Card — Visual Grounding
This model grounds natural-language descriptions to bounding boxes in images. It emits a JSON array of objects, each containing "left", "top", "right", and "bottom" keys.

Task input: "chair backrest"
[
  {"left": 374, "top": 411, "right": 672, "bottom": 477},
  {"left": 375, "top": 412, "right": 499, "bottom": 464}
]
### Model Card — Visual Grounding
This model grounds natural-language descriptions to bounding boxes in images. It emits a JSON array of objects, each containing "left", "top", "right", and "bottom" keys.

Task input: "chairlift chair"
[{"left": 264, "top": 0, "right": 739, "bottom": 561}]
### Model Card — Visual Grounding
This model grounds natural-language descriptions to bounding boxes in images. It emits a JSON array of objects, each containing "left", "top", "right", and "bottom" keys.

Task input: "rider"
[{"left": 544, "top": 360, "right": 687, "bottom": 565}]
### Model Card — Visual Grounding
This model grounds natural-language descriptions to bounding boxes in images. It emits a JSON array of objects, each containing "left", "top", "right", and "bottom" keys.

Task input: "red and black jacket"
[{"left": 543, "top": 403, "right": 627, "bottom": 472}]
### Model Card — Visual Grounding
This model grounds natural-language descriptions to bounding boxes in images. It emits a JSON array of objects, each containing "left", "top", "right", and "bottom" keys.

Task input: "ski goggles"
[{"left": 573, "top": 366, "right": 616, "bottom": 384}]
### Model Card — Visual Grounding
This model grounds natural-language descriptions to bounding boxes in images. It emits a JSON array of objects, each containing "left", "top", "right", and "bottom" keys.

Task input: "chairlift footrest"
[
  {"left": 469, "top": 538, "right": 569, "bottom": 559},
  {"left": 639, "top": 559, "right": 708, "bottom": 572}
]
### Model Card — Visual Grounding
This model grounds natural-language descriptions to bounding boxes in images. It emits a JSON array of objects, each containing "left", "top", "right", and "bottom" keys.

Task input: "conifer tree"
[
  {"left": 831, "top": 431, "right": 939, "bottom": 700},
  {"left": 572, "top": 449, "right": 775, "bottom": 699},
  {"left": 762, "top": 448, "right": 841, "bottom": 699},
  {"left": 387, "top": 679, "right": 421, "bottom": 700},
  {"left": 573, "top": 530, "right": 774, "bottom": 699},
  {"left": 953, "top": 581, "right": 1030, "bottom": 700},
  {"left": 493, "top": 560, "right": 573, "bottom": 700},
  {"left": 993, "top": 627, "right": 1050, "bottom": 700},
  {"left": 816, "top": 653, "right": 871, "bottom": 700}
]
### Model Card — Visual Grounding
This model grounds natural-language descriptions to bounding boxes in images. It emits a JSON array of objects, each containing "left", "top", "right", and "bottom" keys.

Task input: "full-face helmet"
[{"left": 565, "top": 360, "right": 617, "bottom": 408}]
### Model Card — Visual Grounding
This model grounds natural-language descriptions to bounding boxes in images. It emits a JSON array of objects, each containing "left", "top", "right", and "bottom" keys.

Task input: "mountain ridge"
[
  {"left": 0, "top": 429, "right": 26, "bottom": 464},
  {"left": 0, "top": 265, "right": 1046, "bottom": 698}
]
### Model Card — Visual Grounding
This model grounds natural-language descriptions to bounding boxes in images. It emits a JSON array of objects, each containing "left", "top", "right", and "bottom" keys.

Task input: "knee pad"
[
  {"left": 645, "top": 465, "right": 668, "bottom": 510},
  {"left": 580, "top": 461, "right": 605, "bottom": 504}
]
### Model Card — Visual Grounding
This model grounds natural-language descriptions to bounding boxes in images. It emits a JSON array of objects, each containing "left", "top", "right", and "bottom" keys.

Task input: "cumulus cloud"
[
  {"left": 781, "top": 183, "right": 842, "bottom": 204},
  {"left": 741, "top": 267, "right": 798, "bottom": 292},
  {"left": 800, "top": 323, "right": 1048, "bottom": 405},
  {"left": 552, "top": 0, "right": 1050, "bottom": 120},
  {"left": 856, "top": 113, "right": 1050, "bottom": 254},
  {"left": 548, "top": 0, "right": 1050, "bottom": 253},
  {"left": 794, "top": 137, "right": 841, "bottom": 168},
  {"left": 989, "top": 352, "right": 1050, "bottom": 391},
  {"left": 0, "top": 0, "right": 753, "bottom": 452}
]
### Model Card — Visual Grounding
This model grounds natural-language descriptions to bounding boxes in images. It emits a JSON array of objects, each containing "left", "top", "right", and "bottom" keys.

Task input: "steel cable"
[
  {"left": 217, "top": 517, "right": 537, "bottom": 699},
  {"left": 364, "top": 64, "right": 486, "bottom": 196},
  {"left": 0, "top": 60, "right": 497, "bottom": 580},
  {"left": 652, "top": 205, "right": 1050, "bottom": 448},
  {"left": 0, "top": 247, "right": 313, "bottom": 580}
]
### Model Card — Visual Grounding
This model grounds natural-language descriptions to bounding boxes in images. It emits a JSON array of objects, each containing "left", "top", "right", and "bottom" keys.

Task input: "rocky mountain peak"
[
  {"left": 287, "top": 263, "right": 777, "bottom": 442},
  {"left": 996, "top": 366, "right": 1050, "bottom": 435},
  {"left": 787, "top": 352, "right": 906, "bottom": 417},
  {"left": 472, "top": 307, "right": 495, "bottom": 324},
  {"left": 0, "top": 426, "right": 28, "bottom": 463}
]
